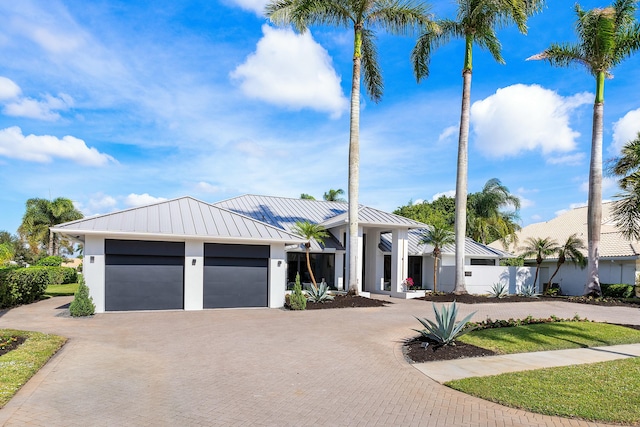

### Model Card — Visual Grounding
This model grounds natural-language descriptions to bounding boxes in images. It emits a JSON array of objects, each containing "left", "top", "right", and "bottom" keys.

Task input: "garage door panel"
[
  {"left": 204, "top": 257, "right": 268, "bottom": 268},
  {"left": 204, "top": 265, "right": 268, "bottom": 308},
  {"left": 105, "top": 265, "right": 184, "bottom": 311}
]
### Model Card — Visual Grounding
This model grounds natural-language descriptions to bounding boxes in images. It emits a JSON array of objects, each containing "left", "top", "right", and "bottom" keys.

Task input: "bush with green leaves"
[
  {"left": 488, "top": 282, "right": 508, "bottom": 298},
  {"left": 413, "top": 301, "right": 477, "bottom": 346},
  {"left": 518, "top": 283, "right": 537, "bottom": 297},
  {"left": 305, "top": 281, "right": 334, "bottom": 303},
  {"left": 36, "top": 256, "right": 63, "bottom": 267},
  {"left": 469, "top": 314, "right": 588, "bottom": 330},
  {"left": 601, "top": 283, "right": 635, "bottom": 299},
  {"left": 2, "top": 268, "right": 50, "bottom": 306},
  {"left": 288, "top": 273, "right": 307, "bottom": 310},
  {"left": 69, "top": 276, "right": 95, "bottom": 317}
]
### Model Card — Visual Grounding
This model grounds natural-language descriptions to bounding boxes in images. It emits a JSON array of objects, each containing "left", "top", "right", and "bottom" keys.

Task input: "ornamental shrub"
[
  {"left": 69, "top": 276, "right": 95, "bottom": 317},
  {"left": 36, "top": 256, "right": 63, "bottom": 267},
  {"left": 4, "top": 268, "right": 50, "bottom": 306},
  {"left": 601, "top": 283, "right": 634, "bottom": 299},
  {"left": 288, "top": 273, "right": 307, "bottom": 310}
]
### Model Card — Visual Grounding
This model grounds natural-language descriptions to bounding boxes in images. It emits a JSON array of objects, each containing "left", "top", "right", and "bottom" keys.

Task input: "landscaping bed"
[
  {"left": 303, "top": 294, "right": 390, "bottom": 310},
  {"left": 420, "top": 293, "right": 640, "bottom": 307}
]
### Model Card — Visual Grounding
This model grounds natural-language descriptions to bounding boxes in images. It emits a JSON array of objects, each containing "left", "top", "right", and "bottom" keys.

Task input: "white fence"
[{"left": 438, "top": 266, "right": 537, "bottom": 295}]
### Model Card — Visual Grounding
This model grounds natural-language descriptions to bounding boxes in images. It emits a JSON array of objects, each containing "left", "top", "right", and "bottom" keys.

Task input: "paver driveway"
[{"left": 0, "top": 296, "right": 638, "bottom": 426}]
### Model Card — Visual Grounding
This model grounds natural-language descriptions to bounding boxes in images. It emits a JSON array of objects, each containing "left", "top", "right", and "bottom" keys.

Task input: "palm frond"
[
  {"left": 360, "top": 28, "right": 383, "bottom": 102},
  {"left": 612, "top": 189, "right": 640, "bottom": 240}
]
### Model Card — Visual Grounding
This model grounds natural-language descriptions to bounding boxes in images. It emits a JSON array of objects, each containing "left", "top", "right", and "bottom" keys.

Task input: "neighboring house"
[
  {"left": 52, "top": 194, "right": 522, "bottom": 313},
  {"left": 489, "top": 202, "right": 640, "bottom": 295}
]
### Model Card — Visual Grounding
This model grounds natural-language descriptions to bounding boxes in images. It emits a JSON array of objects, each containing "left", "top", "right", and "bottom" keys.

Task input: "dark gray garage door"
[
  {"left": 203, "top": 243, "right": 269, "bottom": 308},
  {"left": 105, "top": 240, "right": 185, "bottom": 311}
]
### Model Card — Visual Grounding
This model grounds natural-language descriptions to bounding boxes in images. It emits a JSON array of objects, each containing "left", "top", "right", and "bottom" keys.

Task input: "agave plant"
[
  {"left": 305, "top": 281, "right": 335, "bottom": 303},
  {"left": 413, "top": 302, "right": 477, "bottom": 346},
  {"left": 519, "top": 283, "right": 537, "bottom": 297},
  {"left": 489, "top": 282, "right": 508, "bottom": 299}
]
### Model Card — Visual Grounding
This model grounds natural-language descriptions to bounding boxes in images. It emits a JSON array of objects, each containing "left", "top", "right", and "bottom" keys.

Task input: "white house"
[
  {"left": 489, "top": 202, "right": 640, "bottom": 295},
  {"left": 52, "top": 195, "right": 525, "bottom": 312}
]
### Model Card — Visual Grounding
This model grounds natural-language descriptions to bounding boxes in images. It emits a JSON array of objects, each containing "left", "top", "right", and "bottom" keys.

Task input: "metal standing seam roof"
[
  {"left": 51, "top": 196, "right": 305, "bottom": 243},
  {"left": 214, "top": 194, "right": 428, "bottom": 251},
  {"left": 487, "top": 202, "right": 640, "bottom": 259},
  {"left": 378, "top": 229, "right": 514, "bottom": 258}
]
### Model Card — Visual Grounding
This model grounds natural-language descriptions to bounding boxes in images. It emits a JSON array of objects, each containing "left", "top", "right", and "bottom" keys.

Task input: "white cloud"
[
  {"left": 231, "top": 25, "right": 348, "bottom": 118},
  {"left": 546, "top": 152, "right": 585, "bottom": 166},
  {"left": 196, "top": 181, "right": 223, "bottom": 194},
  {"left": 438, "top": 125, "right": 457, "bottom": 143},
  {"left": 226, "top": 0, "right": 269, "bottom": 15},
  {"left": 0, "top": 126, "right": 115, "bottom": 166},
  {"left": 432, "top": 190, "right": 455, "bottom": 200},
  {"left": 124, "top": 193, "right": 167, "bottom": 208},
  {"left": 0, "top": 77, "right": 21, "bottom": 100},
  {"left": 579, "top": 176, "right": 617, "bottom": 193},
  {"left": 4, "top": 93, "right": 73, "bottom": 121},
  {"left": 611, "top": 108, "right": 640, "bottom": 154},
  {"left": 76, "top": 193, "right": 118, "bottom": 216},
  {"left": 471, "top": 84, "right": 591, "bottom": 159}
]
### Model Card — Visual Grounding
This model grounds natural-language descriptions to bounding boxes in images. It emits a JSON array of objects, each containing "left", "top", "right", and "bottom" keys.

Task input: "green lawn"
[
  {"left": 459, "top": 321, "right": 640, "bottom": 354},
  {"left": 443, "top": 322, "right": 640, "bottom": 424},
  {"left": 447, "top": 358, "right": 640, "bottom": 424},
  {"left": 0, "top": 330, "right": 66, "bottom": 407},
  {"left": 44, "top": 283, "right": 79, "bottom": 297}
]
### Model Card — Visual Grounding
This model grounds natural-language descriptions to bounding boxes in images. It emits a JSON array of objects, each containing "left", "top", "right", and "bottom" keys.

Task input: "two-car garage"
[{"left": 104, "top": 239, "right": 271, "bottom": 311}]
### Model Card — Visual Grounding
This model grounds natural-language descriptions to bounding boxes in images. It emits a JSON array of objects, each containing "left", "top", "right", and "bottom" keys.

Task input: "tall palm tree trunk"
[
  {"left": 547, "top": 260, "right": 563, "bottom": 292},
  {"left": 347, "top": 26, "right": 362, "bottom": 295},
  {"left": 532, "top": 263, "right": 540, "bottom": 291},
  {"left": 305, "top": 246, "right": 318, "bottom": 290},
  {"left": 433, "top": 255, "right": 439, "bottom": 293},
  {"left": 585, "top": 77, "right": 604, "bottom": 296},
  {"left": 48, "top": 230, "right": 54, "bottom": 256},
  {"left": 454, "top": 45, "right": 472, "bottom": 295}
]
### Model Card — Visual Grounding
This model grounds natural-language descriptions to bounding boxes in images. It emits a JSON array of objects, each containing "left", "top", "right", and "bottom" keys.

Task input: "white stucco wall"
[
  {"left": 83, "top": 235, "right": 106, "bottom": 313},
  {"left": 538, "top": 258, "right": 638, "bottom": 295},
  {"left": 184, "top": 240, "right": 203, "bottom": 310},
  {"left": 269, "top": 243, "right": 287, "bottom": 308},
  {"left": 439, "top": 266, "right": 536, "bottom": 294}
]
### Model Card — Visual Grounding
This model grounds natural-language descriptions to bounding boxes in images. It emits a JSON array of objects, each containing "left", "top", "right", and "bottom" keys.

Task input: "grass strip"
[
  {"left": 44, "top": 283, "right": 79, "bottom": 297},
  {"left": 446, "top": 357, "right": 640, "bottom": 424},
  {"left": 0, "top": 329, "right": 66, "bottom": 407},
  {"left": 459, "top": 321, "right": 640, "bottom": 354}
]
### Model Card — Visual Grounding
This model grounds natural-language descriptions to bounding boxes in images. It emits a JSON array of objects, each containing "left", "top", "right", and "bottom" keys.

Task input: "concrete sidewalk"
[{"left": 414, "top": 343, "right": 640, "bottom": 383}]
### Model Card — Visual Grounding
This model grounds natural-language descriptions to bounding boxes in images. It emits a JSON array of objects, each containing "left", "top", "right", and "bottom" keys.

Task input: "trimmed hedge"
[
  {"left": 601, "top": 283, "right": 635, "bottom": 299},
  {"left": 0, "top": 267, "right": 78, "bottom": 308},
  {"left": 36, "top": 256, "right": 63, "bottom": 267}
]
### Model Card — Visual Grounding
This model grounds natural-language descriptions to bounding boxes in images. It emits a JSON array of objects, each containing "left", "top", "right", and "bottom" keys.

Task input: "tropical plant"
[
  {"left": 518, "top": 283, "right": 537, "bottom": 297},
  {"left": 393, "top": 196, "right": 456, "bottom": 228},
  {"left": 305, "top": 280, "right": 335, "bottom": 303},
  {"left": 18, "top": 197, "right": 83, "bottom": 256},
  {"left": 519, "top": 236, "right": 558, "bottom": 293},
  {"left": 419, "top": 224, "right": 454, "bottom": 293},
  {"left": 300, "top": 193, "right": 316, "bottom": 200},
  {"left": 291, "top": 220, "right": 329, "bottom": 290},
  {"left": 467, "top": 178, "right": 521, "bottom": 246},
  {"left": 528, "top": 0, "right": 640, "bottom": 296},
  {"left": 489, "top": 282, "right": 508, "bottom": 298},
  {"left": 413, "top": 301, "right": 477, "bottom": 346},
  {"left": 267, "top": 0, "right": 433, "bottom": 295},
  {"left": 69, "top": 276, "right": 95, "bottom": 317},
  {"left": 288, "top": 273, "right": 307, "bottom": 310},
  {"left": 323, "top": 189, "right": 346, "bottom": 202},
  {"left": 610, "top": 133, "right": 640, "bottom": 239},
  {"left": 412, "top": 1, "right": 543, "bottom": 294},
  {"left": 0, "top": 243, "right": 13, "bottom": 265},
  {"left": 546, "top": 233, "right": 587, "bottom": 293}
]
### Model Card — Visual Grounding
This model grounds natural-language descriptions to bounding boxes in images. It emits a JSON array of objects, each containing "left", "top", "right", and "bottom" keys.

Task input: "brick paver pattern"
[{"left": 0, "top": 296, "right": 637, "bottom": 426}]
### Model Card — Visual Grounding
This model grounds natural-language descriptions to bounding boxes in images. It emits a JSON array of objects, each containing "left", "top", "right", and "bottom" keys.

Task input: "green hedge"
[
  {"left": 36, "top": 256, "right": 64, "bottom": 267},
  {"left": 0, "top": 267, "right": 78, "bottom": 308},
  {"left": 601, "top": 283, "right": 635, "bottom": 299}
]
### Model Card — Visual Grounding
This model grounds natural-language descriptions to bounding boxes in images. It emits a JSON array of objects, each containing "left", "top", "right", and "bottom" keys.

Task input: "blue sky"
[{"left": 1, "top": 0, "right": 639, "bottom": 236}]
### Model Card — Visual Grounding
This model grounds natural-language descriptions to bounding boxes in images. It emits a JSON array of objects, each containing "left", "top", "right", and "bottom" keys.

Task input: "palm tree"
[
  {"left": 419, "top": 224, "right": 455, "bottom": 293},
  {"left": 610, "top": 133, "right": 640, "bottom": 239},
  {"left": 323, "top": 189, "right": 346, "bottom": 202},
  {"left": 528, "top": 0, "right": 640, "bottom": 296},
  {"left": 467, "top": 178, "right": 521, "bottom": 245},
  {"left": 300, "top": 193, "right": 316, "bottom": 200},
  {"left": 519, "top": 236, "right": 559, "bottom": 293},
  {"left": 291, "top": 220, "right": 329, "bottom": 290},
  {"left": 266, "top": 0, "right": 432, "bottom": 295},
  {"left": 546, "top": 234, "right": 587, "bottom": 293},
  {"left": 18, "top": 197, "right": 83, "bottom": 256},
  {"left": 411, "top": 0, "right": 544, "bottom": 294}
]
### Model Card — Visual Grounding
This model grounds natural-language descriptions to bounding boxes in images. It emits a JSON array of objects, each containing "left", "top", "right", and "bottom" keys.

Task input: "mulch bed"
[
  {"left": 304, "top": 294, "right": 391, "bottom": 310},
  {"left": 0, "top": 336, "right": 26, "bottom": 357}
]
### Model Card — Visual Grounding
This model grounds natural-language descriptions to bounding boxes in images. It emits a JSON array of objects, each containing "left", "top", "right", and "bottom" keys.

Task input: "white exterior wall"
[
  {"left": 538, "top": 258, "right": 638, "bottom": 295},
  {"left": 439, "top": 266, "right": 536, "bottom": 294},
  {"left": 331, "top": 227, "right": 345, "bottom": 290},
  {"left": 184, "top": 240, "right": 204, "bottom": 310},
  {"left": 364, "top": 230, "right": 382, "bottom": 293},
  {"left": 269, "top": 243, "right": 287, "bottom": 308},
  {"left": 83, "top": 235, "right": 106, "bottom": 313},
  {"left": 391, "top": 229, "right": 409, "bottom": 297}
]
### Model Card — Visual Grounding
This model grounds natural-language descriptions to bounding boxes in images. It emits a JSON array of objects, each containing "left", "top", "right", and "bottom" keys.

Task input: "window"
[
  {"left": 287, "top": 253, "right": 335, "bottom": 289},
  {"left": 470, "top": 259, "right": 496, "bottom": 266}
]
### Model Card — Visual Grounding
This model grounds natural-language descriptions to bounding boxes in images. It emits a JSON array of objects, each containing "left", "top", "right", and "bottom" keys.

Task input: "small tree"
[
  {"left": 419, "top": 225, "right": 455, "bottom": 293},
  {"left": 291, "top": 221, "right": 329, "bottom": 290},
  {"left": 546, "top": 234, "right": 587, "bottom": 293},
  {"left": 288, "top": 272, "right": 307, "bottom": 310},
  {"left": 69, "top": 276, "right": 95, "bottom": 317},
  {"left": 519, "top": 237, "right": 559, "bottom": 293}
]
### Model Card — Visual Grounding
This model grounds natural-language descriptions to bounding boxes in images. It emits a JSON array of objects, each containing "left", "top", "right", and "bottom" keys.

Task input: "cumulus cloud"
[
  {"left": 196, "top": 181, "right": 223, "bottom": 194},
  {"left": 0, "top": 77, "right": 21, "bottom": 100},
  {"left": 0, "top": 126, "right": 115, "bottom": 166},
  {"left": 546, "top": 152, "right": 585, "bottom": 166},
  {"left": 226, "top": 0, "right": 269, "bottom": 15},
  {"left": 124, "top": 193, "right": 167, "bottom": 207},
  {"left": 432, "top": 190, "right": 455, "bottom": 200},
  {"left": 471, "top": 84, "right": 591, "bottom": 159},
  {"left": 438, "top": 125, "right": 457, "bottom": 143},
  {"left": 4, "top": 93, "right": 73, "bottom": 121},
  {"left": 231, "top": 25, "right": 348, "bottom": 118},
  {"left": 611, "top": 108, "right": 640, "bottom": 154},
  {"left": 76, "top": 193, "right": 118, "bottom": 216}
]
